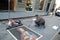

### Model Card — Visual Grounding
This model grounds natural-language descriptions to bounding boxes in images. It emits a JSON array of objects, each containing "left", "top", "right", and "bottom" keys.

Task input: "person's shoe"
[
  {"left": 6, "top": 26, "right": 12, "bottom": 30},
  {"left": 58, "top": 32, "right": 60, "bottom": 34},
  {"left": 35, "top": 24, "right": 40, "bottom": 27},
  {"left": 6, "top": 27, "right": 10, "bottom": 30}
]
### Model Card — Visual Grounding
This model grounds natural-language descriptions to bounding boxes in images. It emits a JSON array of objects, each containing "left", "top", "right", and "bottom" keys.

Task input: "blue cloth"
[{"left": 28, "top": 31, "right": 33, "bottom": 35}]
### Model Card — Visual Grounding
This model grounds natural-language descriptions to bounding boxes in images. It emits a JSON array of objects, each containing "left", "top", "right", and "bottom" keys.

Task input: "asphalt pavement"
[{"left": 0, "top": 16, "right": 60, "bottom": 40}]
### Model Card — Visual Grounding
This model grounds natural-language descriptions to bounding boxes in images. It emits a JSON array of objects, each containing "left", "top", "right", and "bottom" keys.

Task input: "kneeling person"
[
  {"left": 7, "top": 19, "right": 15, "bottom": 29},
  {"left": 35, "top": 15, "right": 45, "bottom": 26}
]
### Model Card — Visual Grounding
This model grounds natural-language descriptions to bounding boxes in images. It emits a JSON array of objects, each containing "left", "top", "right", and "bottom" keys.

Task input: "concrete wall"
[
  {"left": 0, "top": 13, "right": 9, "bottom": 19},
  {"left": 0, "top": 11, "right": 47, "bottom": 20},
  {"left": 14, "top": 0, "right": 18, "bottom": 10},
  {"left": 43, "top": 0, "right": 55, "bottom": 13},
  {"left": 48, "top": 0, "right": 55, "bottom": 12},
  {"left": 31, "top": 0, "right": 36, "bottom": 11},
  {"left": 43, "top": 0, "right": 48, "bottom": 11},
  {"left": 34, "top": 0, "right": 40, "bottom": 10},
  {"left": 0, "top": 0, "right": 56, "bottom": 20},
  {"left": 14, "top": 0, "right": 55, "bottom": 12}
]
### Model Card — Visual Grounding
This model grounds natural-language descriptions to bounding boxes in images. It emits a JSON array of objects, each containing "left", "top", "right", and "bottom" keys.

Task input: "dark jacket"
[{"left": 35, "top": 16, "right": 45, "bottom": 25}]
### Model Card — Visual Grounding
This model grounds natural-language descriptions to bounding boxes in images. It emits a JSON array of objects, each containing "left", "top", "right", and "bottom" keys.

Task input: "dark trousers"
[
  {"left": 35, "top": 21, "right": 41, "bottom": 26},
  {"left": 35, "top": 21, "right": 45, "bottom": 26}
]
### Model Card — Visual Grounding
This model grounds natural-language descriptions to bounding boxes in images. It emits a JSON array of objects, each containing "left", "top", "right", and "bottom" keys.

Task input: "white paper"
[
  {"left": 52, "top": 26, "right": 59, "bottom": 30},
  {"left": 32, "top": 18, "right": 36, "bottom": 21}
]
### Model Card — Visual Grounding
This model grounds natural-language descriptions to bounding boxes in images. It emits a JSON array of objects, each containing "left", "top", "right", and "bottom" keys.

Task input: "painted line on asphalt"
[
  {"left": 50, "top": 29, "right": 60, "bottom": 40},
  {"left": 7, "top": 30, "right": 18, "bottom": 40}
]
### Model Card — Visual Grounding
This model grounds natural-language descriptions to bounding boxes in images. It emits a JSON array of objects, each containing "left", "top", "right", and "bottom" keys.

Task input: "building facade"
[
  {"left": 15, "top": 0, "right": 55, "bottom": 12},
  {"left": 0, "top": 0, "right": 55, "bottom": 12}
]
